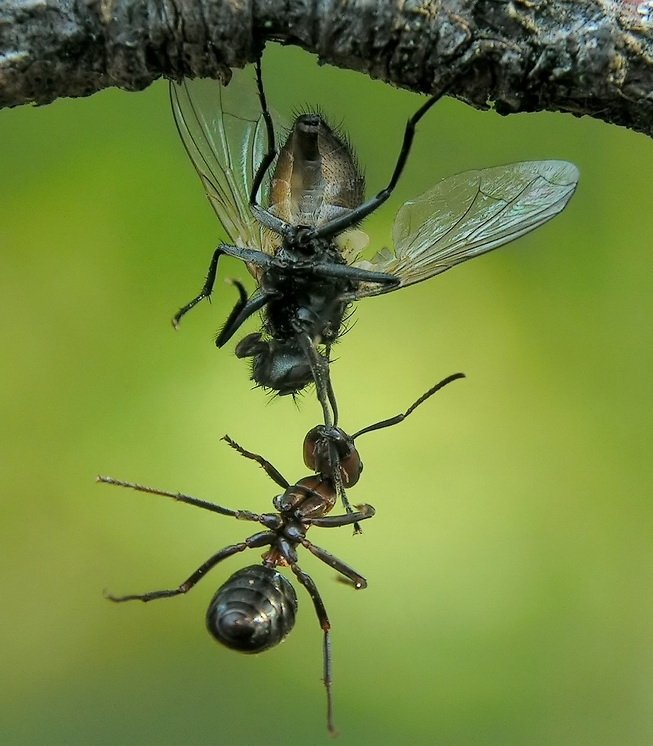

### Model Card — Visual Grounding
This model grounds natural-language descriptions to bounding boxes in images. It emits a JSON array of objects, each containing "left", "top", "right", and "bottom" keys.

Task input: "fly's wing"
[
  {"left": 352, "top": 160, "right": 579, "bottom": 297},
  {"left": 170, "top": 68, "right": 285, "bottom": 272}
]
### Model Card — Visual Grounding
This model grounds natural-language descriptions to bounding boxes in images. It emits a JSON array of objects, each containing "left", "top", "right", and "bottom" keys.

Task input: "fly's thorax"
[
  {"left": 270, "top": 112, "right": 365, "bottom": 227},
  {"left": 278, "top": 230, "right": 351, "bottom": 269},
  {"left": 262, "top": 278, "right": 348, "bottom": 345}
]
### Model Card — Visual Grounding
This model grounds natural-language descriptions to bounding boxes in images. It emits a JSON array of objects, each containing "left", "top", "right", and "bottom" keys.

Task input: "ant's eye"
[{"left": 339, "top": 451, "right": 363, "bottom": 487}]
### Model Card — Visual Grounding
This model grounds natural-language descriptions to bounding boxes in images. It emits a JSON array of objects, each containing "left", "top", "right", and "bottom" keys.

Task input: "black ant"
[
  {"left": 99, "top": 441, "right": 370, "bottom": 736},
  {"left": 98, "top": 372, "right": 464, "bottom": 733}
]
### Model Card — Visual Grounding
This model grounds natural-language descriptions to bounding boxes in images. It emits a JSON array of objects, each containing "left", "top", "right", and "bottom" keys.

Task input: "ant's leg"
[
  {"left": 172, "top": 243, "right": 275, "bottom": 328},
  {"left": 106, "top": 532, "right": 274, "bottom": 603},
  {"left": 290, "top": 564, "right": 337, "bottom": 736},
  {"left": 351, "top": 372, "right": 465, "bottom": 439},
  {"left": 309, "top": 504, "right": 375, "bottom": 528},
  {"left": 221, "top": 435, "right": 290, "bottom": 490},
  {"left": 299, "top": 538, "right": 368, "bottom": 590},
  {"left": 97, "top": 476, "right": 264, "bottom": 523}
]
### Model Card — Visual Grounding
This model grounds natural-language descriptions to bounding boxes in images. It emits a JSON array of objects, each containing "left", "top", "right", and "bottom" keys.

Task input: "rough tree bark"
[{"left": 1, "top": 0, "right": 652, "bottom": 137}]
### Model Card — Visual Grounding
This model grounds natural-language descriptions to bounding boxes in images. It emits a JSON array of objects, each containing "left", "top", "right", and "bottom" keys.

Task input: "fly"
[{"left": 170, "top": 59, "right": 579, "bottom": 426}]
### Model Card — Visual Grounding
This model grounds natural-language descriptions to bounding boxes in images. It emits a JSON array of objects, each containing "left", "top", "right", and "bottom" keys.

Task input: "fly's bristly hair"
[
  {"left": 337, "top": 307, "right": 358, "bottom": 340},
  {"left": 170, "top": 59, "right": 579, "bottom": 416},
  {"left": 278, "top": 104, "right": 365, "bottom": 206},
  {"left": 249, "top": 356, "right": 316, "bottom": 408},
  {"left": 288, "top": 104, "right": 365, "bottom": 185}
]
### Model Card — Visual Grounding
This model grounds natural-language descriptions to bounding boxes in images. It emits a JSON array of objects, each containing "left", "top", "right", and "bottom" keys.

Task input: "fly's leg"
[
  {"left": 172, "top": 243, "right": 275, "bottom": 328},
  {"left": 172, "top": 245, "right": 224, "bottom": 328},
  {"left": 311, "top": 73, "right": 460, "bottom": 242},
  {"left": 296, "top": 332, "right": 334, "bottom": 429},
  {"left": 216, "top": 288, "right": 278, "bottom": 348},
  {"left": 310, "top": 261, "right": 400, "bottom": 290},
  {"left": 250, "top": 57, "right": 277, "bottom": 209},
  {"left": 296, "top": 333, "right": 361, "bottom": 530},
  {"left": 215, "top": 279, "right": 248, "bottom": 341}
]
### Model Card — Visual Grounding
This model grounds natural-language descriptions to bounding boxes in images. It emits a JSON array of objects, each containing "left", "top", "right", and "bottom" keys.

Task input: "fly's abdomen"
[
  {"left": 206, "top": 566, "right": 298, "bottom": 653},
  {"left": 271, "top": 112, "right": 364, "bottom": 227}
]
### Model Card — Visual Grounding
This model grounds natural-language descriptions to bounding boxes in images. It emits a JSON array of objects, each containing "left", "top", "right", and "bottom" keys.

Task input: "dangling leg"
[
  {"left": 106, "top": 532, "right": 274, "bottom": 603},
  {"left": 323, "top": 344, "right": 339, "bottom": 428},
  {"left": 295, "top": 334, "right": 362, "bottom": 528},
  {"left": 172, "top": 245, "right": 226, "bottom": 328},
  {"left": 172, "top": 243, "right": 275, "bottom": 328},
  {"left": 289, "top": 564, "right": 337, "bottom": 736},
  {"left": 215, "top": 278, "right": 248, "bottom": 341},
  {"left": 296, "top": 332, "right": 335, "bottom": 429},
  {"left": 216, "top": 288, "right": 276, "bottom": 347}
]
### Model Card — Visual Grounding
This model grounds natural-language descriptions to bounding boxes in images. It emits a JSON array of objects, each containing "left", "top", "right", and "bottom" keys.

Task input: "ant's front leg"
[{"left": 222, "top": 434, "right": 290, "bottom": 490}]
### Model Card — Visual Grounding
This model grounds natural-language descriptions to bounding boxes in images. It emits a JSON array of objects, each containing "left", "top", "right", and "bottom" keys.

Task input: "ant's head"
[{"left": 303, "top": 424, "right": 363, "bottom": 487}]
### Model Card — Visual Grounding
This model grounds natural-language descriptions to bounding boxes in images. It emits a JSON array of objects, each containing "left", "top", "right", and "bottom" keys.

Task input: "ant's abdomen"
[{"left": 206, "top": 566, "right": 298, "bottom": 653}]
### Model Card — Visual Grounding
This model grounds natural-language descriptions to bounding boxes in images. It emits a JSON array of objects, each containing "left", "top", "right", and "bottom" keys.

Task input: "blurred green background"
[{"left": 2, "top": 44, "right": 653, "bottom": 745}]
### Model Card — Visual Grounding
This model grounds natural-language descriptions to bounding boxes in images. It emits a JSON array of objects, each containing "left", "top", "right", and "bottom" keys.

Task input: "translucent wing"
[
  {"left": 352, "top": 160, "right": 579, "bottom": 297},
  {"left": 170, "top": 68, "right": 286, "bottom": 266}
]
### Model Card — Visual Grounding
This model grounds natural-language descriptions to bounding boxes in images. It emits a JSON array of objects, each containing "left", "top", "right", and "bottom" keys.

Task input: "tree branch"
[{"left": 2, "top": 0, "right": 653, "bottom": 137}]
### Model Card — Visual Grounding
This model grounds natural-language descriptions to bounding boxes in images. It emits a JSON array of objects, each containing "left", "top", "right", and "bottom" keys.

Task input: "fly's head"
[{"left": 235, "top": 333, "right": 324, "bottom": 396}]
